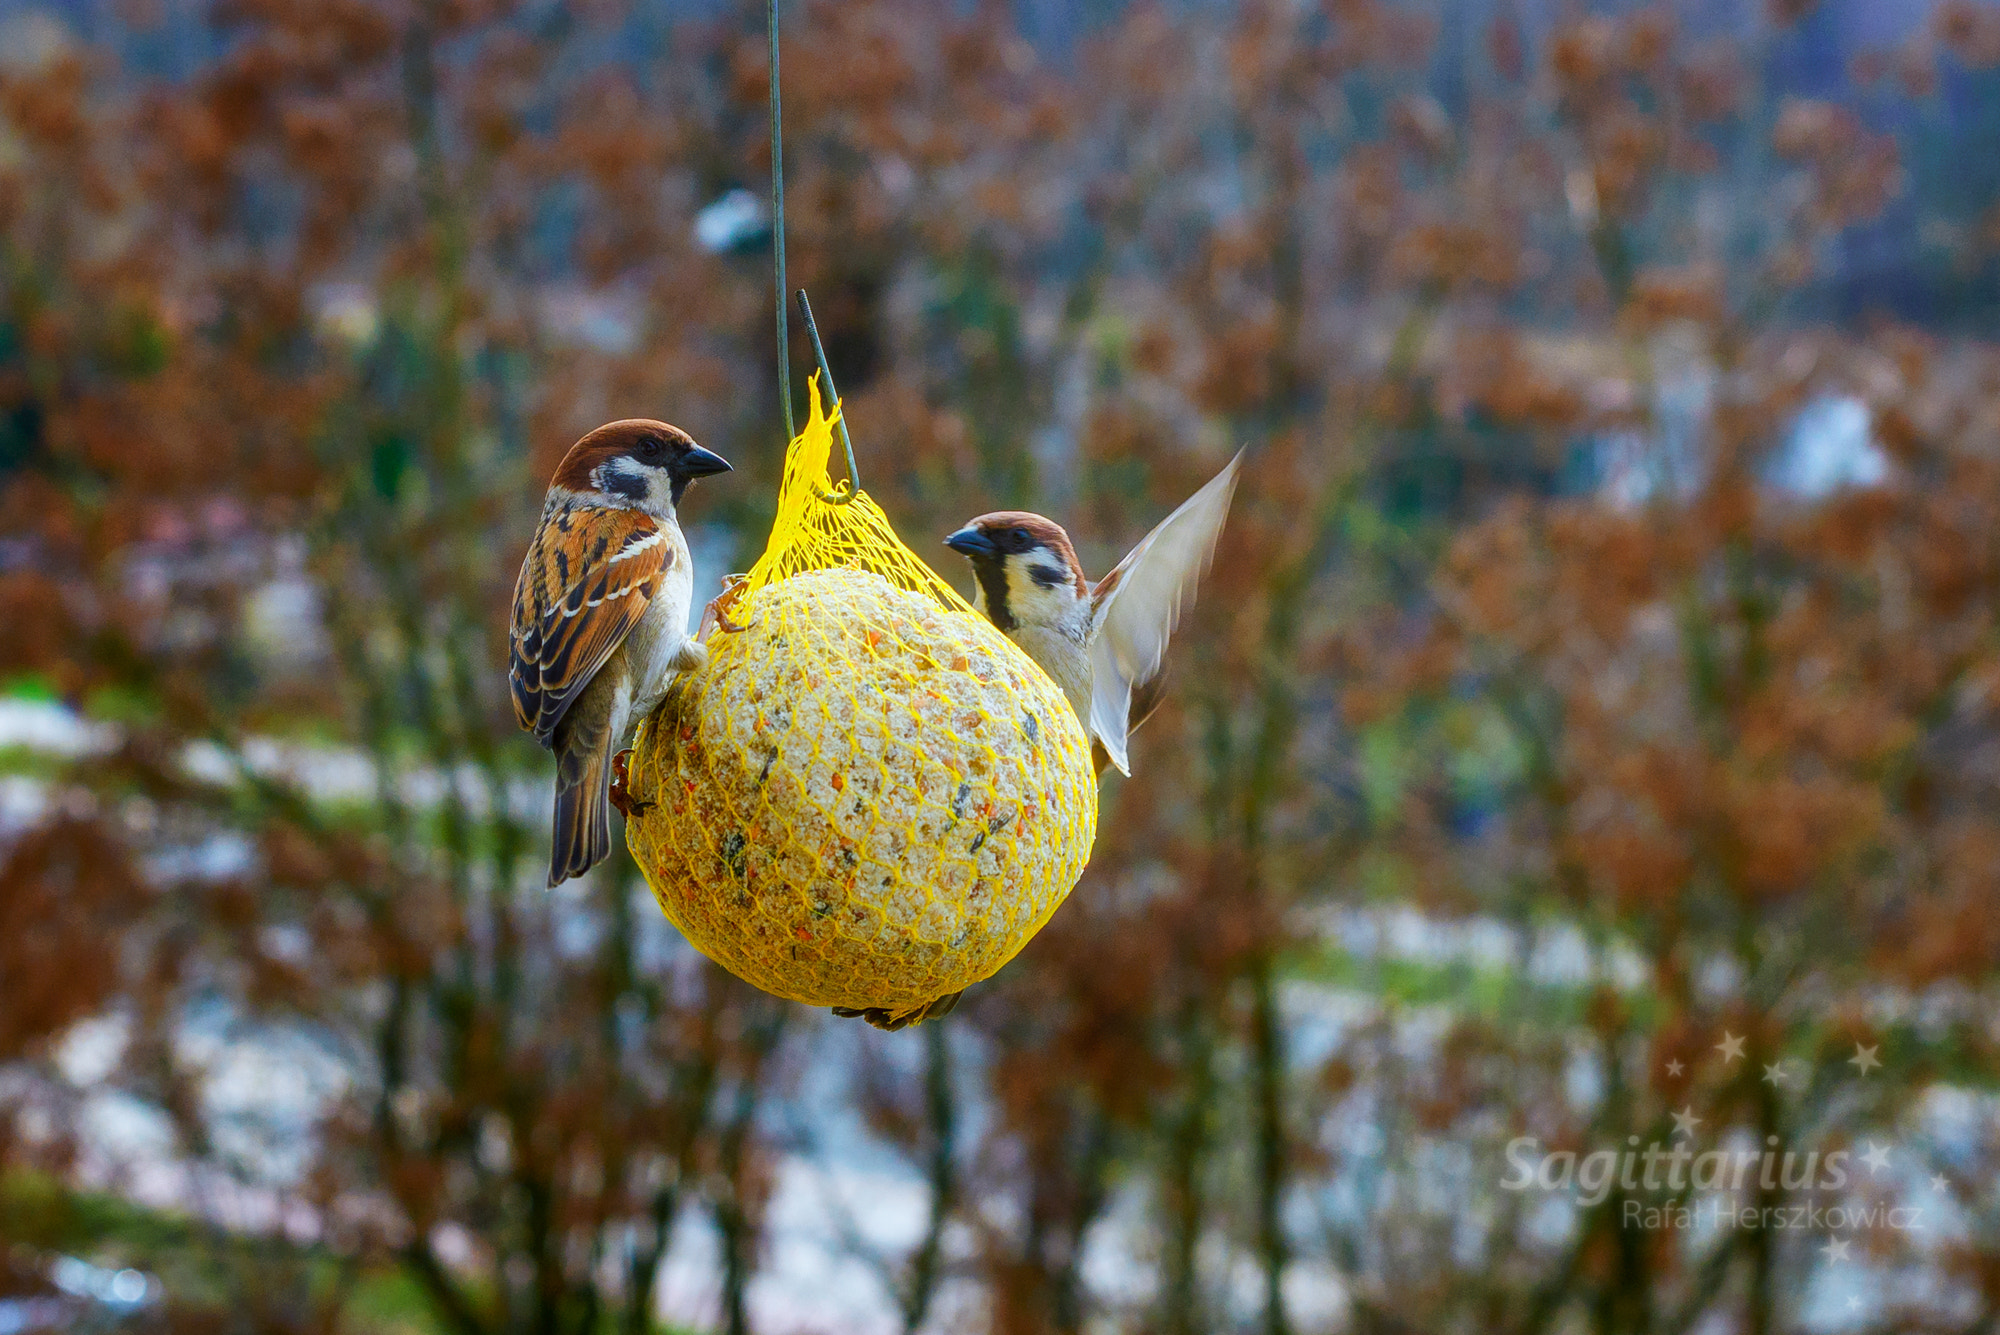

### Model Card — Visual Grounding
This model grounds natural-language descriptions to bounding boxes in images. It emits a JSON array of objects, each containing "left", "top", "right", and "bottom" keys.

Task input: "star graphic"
[
  {"left": 1859, "top": 1141, "right": 1892, "bottom": 1175},
  {"left": 1761, "top": 1061, "right": 1787, "bottom": 1085},
  {"left": 1931, "top": 1174, "right": 1949, "bottom": 1193},
  {"left": 1849, "top": 1043, "right": 1881, "bottom": 1076},
  {"left": 1665, "top": 1058, "right": 1684, "bottom": 1077},
  {"left": 1821, "top": 1236, "right": 1851, "bottom": 1263},
  {"left": 1715, "top": 1031, "right": 1746, "bottom": 1063},
  {"left": 1671, "top": 1106, "right": 1702, "bottom": 1138},
  {"left": 1847, "top": 1296, "right": 1862, "bottom": 1313}
]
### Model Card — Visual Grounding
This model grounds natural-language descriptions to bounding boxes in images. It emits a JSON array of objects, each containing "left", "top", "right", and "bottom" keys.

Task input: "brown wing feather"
[{"left": 510, "top": 503, "right": 669, "bottom": 745}]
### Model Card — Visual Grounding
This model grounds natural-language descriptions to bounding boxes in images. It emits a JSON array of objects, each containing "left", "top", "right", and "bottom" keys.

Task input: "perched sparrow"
[
  {"left": 945, "top": 453, "right": 1241, "bottom": 777},
  {"left": 510, "top": 420, "right": 731, "bottom": 887}
]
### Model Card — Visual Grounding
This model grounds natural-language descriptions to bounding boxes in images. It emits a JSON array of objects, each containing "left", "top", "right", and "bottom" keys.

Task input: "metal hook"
[{"left": 797, "top": 290, "right": 861, "bottom": 506}]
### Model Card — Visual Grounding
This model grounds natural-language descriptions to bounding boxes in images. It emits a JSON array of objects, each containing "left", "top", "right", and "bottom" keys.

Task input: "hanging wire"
[
  {"left": 767, "top": 0, "right": 861, "bottom": 505},
  {"left": 768, "top": 0, "right": 794, "bottom": 442},
  {"left": 797, "top": 290, "right": 861, "bottom": 504}
]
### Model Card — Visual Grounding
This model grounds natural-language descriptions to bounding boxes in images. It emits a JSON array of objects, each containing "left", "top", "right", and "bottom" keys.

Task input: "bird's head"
[
  {"left": 552, "top": 420, "right": 731, "bottom": 516},
  {"left": 944, "top": 512, "right": 1087, "bottom": 633}
]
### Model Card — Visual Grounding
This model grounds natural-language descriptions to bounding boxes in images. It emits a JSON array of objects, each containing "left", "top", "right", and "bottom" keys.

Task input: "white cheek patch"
[{"left": 1005, "top": 557, "right": 1075, "bottom": 623}]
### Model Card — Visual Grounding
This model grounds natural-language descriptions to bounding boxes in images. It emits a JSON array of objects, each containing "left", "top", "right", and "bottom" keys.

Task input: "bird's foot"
[
  {"left": 831, "top": 990, "right": 963, "bottom": 1032},
  {"left": 608, "top": 749, "right": 653, "bottom": 818},
  {"left": 698, "top": 574, "right": 753, "bottom": 639},
  {"left": 831, "top": 1005, "right": 912, "bottom": 1032}
]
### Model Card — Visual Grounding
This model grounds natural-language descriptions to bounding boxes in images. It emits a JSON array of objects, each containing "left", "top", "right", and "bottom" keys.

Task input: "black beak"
[
  {"left": 944, "top": 526, "right": 998, "bottom": 559},
  {"left": 678, "top": 445, "right": 733, "bottom": 479}
]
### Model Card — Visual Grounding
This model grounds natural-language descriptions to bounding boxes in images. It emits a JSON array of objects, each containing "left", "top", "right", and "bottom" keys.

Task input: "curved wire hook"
[{"left": 797, "top": 290, "right": 861, "bottom": 506}]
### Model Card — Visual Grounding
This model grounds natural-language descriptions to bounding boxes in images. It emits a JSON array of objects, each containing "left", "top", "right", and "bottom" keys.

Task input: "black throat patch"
[{"left": 971, "top": 559, "right": 1015, "bottom": 631}]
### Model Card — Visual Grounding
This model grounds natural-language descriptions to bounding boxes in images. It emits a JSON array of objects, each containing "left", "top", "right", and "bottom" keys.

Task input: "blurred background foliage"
[{"left": 3, "top": 0, "right": 2000, "bottom": 1332}]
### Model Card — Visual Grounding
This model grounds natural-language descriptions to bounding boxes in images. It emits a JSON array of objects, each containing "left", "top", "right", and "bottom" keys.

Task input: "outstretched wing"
[
  {"left": 1087, "top": 452, "right": 1242, "bottom": 775},
  {"left": 510, "top": 504, "right": 671, "bottom": 745}
]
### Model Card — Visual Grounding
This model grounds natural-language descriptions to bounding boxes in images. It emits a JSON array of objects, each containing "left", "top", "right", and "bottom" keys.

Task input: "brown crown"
[
  {"left": 550, "top": 420, "right": 696, "bottom": 491},
  {"left": 968, "top": 511, "right": 1089, "bottom": 596}
]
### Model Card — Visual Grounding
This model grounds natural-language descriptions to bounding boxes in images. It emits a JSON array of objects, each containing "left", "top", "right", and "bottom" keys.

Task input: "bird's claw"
[
  {"left": 831, "top": 1005, "right": 912, "bottom": 1032},
  {"left": 830, "top": 990, "right": 963, "bottom": 1031},
  {"left": 609, "top": 749, "right": 653, "bottom": 818},
  {"left": 698, "top": 574, "right": 753, "bottom": 640}
]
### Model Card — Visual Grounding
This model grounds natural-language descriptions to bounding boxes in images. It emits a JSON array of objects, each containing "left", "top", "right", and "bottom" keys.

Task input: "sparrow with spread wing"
[
  {"left": 827, "top": 453, "right": 1241, "bottom": 1033},
  {"left": 511, "top": 421, "right": 731, "bottom": 887},
  {"left": 946, "top": 452, "right": 1242, "bottom": 777}
]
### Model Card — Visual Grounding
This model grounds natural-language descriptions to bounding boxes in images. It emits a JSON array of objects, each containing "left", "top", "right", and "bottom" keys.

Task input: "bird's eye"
[
  {"left": 1010, "top": 528, "right": 1028, "bottom": 543},
  {"left": 640, "top": 436, "right": 665, "bottom": 461}
]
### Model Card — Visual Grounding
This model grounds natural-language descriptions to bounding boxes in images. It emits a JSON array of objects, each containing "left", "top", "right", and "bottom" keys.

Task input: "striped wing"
[{"left": 510, "top": 503, "right": 671, "bottom": 745}]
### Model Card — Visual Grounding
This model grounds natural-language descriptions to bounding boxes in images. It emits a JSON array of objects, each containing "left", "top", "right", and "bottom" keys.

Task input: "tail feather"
[{"left": 549, "top": 734, "right": 612, "bottom": 887}]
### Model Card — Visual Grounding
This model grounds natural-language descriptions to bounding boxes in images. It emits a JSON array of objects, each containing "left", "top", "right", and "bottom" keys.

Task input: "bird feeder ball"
[{"left": 622, "top": 390, "right": 1098, "bottom": 1015}]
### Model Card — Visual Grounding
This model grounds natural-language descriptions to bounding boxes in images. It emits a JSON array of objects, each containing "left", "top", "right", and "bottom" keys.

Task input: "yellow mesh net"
[
  {"left": 742, "top": 384, "right": 977, "bottom": 611},
  {"left": 624, "top": 379, "right": 1098, "bottom": 1020}
]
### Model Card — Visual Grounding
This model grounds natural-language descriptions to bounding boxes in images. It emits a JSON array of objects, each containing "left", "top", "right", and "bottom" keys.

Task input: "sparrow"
[
  {"left": 820, "top": 456, "right": 1241, "bottom": 1035},
  {"left": 510, "top": 420, "right": 732, "bottom": 887},
  {"left": 945, "top": 452, "right": 1241, "bottom": 777}
]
